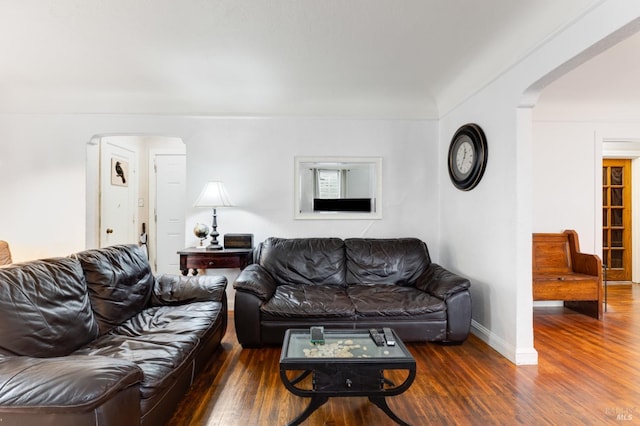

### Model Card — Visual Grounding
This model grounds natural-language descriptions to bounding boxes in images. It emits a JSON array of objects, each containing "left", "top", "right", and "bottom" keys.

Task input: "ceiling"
[{"left": 0, "top": 0, "right": 627, "bottom": 118}]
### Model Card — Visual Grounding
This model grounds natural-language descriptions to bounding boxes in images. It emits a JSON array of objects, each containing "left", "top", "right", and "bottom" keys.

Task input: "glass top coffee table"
[{"left": 279, "top": 328, "right": 416, "bottom": 426}]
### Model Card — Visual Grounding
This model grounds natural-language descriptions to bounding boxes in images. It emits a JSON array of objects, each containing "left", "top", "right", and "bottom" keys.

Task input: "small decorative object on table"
[{"left": 193, "top": 223, "right": 211, "bottom": 248}]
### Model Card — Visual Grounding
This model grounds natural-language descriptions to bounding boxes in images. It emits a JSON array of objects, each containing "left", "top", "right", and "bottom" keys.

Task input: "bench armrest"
[
  {"left": 572, "top": 252, "right": 602, "bottom": 277},
  {"left": 233, "top": 264, "right": 277, "bottom": 301},
  {"left": 416, "top": 263, "right": 470, "bottom": 299},
  {"left": 152, "top": 274, "right": 227, "bottom": 306}
]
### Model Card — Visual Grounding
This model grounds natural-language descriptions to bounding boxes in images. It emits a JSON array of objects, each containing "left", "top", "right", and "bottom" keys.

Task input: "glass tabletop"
[{"left": 282, "top": 329, "right": 412, "bottom": 361}]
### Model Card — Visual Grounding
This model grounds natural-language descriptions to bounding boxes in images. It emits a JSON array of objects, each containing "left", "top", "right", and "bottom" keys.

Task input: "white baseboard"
[
  {"left": 533, "top": 300, "right": 563, "bottom": 307},
  {"left": 471, "top": 320, "right": 538, "bottom": 365}
]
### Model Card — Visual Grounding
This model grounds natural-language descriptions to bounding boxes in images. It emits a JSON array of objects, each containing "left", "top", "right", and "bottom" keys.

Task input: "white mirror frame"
[{"left": 294, "top": 156, "right": 382, "bottom": 220}]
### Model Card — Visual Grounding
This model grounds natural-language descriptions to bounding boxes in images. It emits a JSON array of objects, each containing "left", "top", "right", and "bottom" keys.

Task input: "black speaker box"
[{"left": 224, "top": 233, "right": 254, "bottom": 249}]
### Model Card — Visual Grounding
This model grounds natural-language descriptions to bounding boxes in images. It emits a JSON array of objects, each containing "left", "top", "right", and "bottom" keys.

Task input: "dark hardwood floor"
[{"left": 170, "top": 284, "right": 640, "bottom": 425}]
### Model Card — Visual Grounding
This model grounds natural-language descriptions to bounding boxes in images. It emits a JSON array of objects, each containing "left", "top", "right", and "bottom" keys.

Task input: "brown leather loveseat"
[
  {"left": 234, "top": 237, "right": 471, "bottom": 347},
  {"left": 0, "top": 244, "right": 227, "bottom": 426}
]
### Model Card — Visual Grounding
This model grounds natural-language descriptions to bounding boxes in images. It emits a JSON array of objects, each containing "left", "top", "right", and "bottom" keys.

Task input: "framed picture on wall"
[{"left": 111, "top": 158, "right": 128, "bottom": 187}]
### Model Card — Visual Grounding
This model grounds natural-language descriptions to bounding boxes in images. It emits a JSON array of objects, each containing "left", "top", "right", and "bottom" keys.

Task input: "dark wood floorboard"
[{"left": 170, "top": 284, "right": 640, "bottom": 425}]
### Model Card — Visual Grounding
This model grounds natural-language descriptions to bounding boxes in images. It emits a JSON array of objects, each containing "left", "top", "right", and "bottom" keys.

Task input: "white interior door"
[
  {"left": 154, "top": 154, "right": 186, "bottom": 274},
  {"left": 100, "top": 142, "right": 138, "bottom": 247}
]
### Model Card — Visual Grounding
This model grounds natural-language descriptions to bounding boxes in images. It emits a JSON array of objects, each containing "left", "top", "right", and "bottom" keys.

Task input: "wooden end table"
[{"left": 177, "top": 247, "right": 253, "bottom": 276}]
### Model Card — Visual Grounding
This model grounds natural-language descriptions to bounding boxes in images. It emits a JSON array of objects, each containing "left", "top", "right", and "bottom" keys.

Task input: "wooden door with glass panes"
[{"left": 602, "top": 159, "right": 632, "bottom": 281}]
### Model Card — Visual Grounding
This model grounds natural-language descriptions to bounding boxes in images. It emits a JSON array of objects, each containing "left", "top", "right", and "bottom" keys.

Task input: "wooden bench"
[{"left": 532, "top": 229, "right": 603, "bottom": 319}]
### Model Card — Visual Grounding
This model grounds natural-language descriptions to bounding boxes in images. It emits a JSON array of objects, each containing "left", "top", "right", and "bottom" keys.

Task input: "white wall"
[
  {"left": 440, "top": 98, "right": 530, "bottom": 364},
  {"left": 532, "top": 120, "right": 640, "bottom": 252},
  {"left": 532, "top": 122, "right": 600, "bottom": 248},
  {"left": 438, "top": 1, "right": 640, "bottom": 364},
  {"left": 185, "top": 118, "right": 437, "bottom": 246},
  {"left": 0, "top": 115, "right": 438, "bottom": 264}
]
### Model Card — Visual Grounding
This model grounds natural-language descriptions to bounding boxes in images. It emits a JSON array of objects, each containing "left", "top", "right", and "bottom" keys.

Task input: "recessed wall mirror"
[{"left": 294, "top": 156, "right": 382, "bottom": 220}]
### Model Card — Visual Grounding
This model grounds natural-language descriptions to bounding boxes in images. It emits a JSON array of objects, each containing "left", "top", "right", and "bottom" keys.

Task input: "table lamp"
[{"left": 193, "top": 181, "right": 233, "bottom": 250}]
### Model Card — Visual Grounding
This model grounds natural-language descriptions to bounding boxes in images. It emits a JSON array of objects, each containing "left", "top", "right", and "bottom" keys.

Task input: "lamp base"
[{"left": 208, "top": 214, "right": 223, "bottom": 250}]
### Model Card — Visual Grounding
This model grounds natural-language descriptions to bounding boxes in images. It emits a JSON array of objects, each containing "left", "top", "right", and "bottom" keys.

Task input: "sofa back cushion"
[
  {"left": 74, "top": 245, "right": 154, "bottom": 335},
  {"left": 259, "top": 237, "right": 346, "bottom": 286},
  {"left": 345, "top": 238, "right": 431, "bottom": 285},
  {"left": 0, "top": 257, "right": 100, "bottom": 357}
]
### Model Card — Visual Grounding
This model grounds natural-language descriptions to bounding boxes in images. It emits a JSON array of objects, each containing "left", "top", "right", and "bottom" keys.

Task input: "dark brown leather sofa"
[
  {"left": 0, "top": 244, "right": 227, "bottom": 426},
  {"left": 234, "top": 237, "right": 471, "bottom": 347}
]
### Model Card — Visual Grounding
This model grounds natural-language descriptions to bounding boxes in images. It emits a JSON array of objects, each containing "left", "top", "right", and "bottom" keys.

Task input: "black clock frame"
[{"left": 448, "top": 123, "right": 488, "bottom": 191}]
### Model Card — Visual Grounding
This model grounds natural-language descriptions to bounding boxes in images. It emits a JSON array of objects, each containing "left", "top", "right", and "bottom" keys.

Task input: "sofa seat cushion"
[
  {"left": 347, "top": 284, "right": 446, "bottom": 320},
  {"left": 74, "top": 301, "right": 222, "bottom": 399},
  {"left": 0, "top": 355, "right": 141, "bottom": 410},
  {"left": 261, "top": 284, "right": 355, "bottom": 320},
  {"left": 113, "top": 301, "right": 223, "bottom": 341}
]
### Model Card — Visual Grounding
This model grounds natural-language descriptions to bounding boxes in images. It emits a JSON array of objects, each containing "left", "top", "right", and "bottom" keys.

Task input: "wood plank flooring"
[{"left": 170, "top": 284, "right": 640, "bottom": 425}]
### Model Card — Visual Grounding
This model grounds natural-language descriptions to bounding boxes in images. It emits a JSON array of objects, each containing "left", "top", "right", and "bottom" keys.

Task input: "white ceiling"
[{"left": 0, "top": 0, "right": 626, "bottom": 118}]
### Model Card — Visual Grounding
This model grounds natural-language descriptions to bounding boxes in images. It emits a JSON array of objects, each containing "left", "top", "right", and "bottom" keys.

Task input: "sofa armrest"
[
  {"left": 416, "top": 263, "right": 470, "bottom": 299},
  {"left": 416, "top": 264, "right": 471, "bottom": 343},
  {"left": 233, "top": 264, "right": 277, "bottom": 301},
  {"left": 0, "top": 355, "right": 142, "bottom": 410},
  {"left": 152, "top": 274, "right": 228, "bottom": 306}
]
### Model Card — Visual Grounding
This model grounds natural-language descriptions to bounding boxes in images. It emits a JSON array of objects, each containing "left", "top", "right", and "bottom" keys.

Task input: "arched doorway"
[
  {"left": 86, "top": 134, "right": 186, "bottom": 274},
  {"left": 528, "top": 23, "right": 640, "bottom": 311}
]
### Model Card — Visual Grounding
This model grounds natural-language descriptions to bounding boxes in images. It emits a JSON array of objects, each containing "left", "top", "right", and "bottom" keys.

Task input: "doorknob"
[{"left": 106, "top": 228, "right": 114, "bottom": 234}]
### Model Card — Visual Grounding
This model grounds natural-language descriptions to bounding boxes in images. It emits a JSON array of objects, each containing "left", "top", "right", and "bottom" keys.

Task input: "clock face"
[
  {"left": 455, "top": 138, "right": 474, "bottom": 177},
  {"left": 448, "top": 124, "right": 487, "bottom": 191}
]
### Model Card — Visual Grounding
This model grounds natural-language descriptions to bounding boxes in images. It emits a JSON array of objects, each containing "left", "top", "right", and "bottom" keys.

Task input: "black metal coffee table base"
[
  {"left": 285, "top": 393, "right": 411, "bottom": 426},
  {"left": 369, "top": 396, "right": 412, "bottom": 426},
  {"left": 279, "top": 329, "right": 416, "bottom": 426},
  {"left": 286, "top": 394, "right": 328, "bottom": 426},
  {"left": 281, "top": 368, "right": 415, "bottom": 426}
]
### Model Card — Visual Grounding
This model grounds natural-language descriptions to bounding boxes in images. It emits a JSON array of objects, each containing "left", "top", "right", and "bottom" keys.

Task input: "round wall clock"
[{"left": 448, "top": 123, "right": 488, "bottom": 191}]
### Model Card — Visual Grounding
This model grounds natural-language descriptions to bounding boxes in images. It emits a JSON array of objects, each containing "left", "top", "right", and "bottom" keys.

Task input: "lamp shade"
[{"left": 193, "top": 181, "right": 234, "bottom": 208}]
